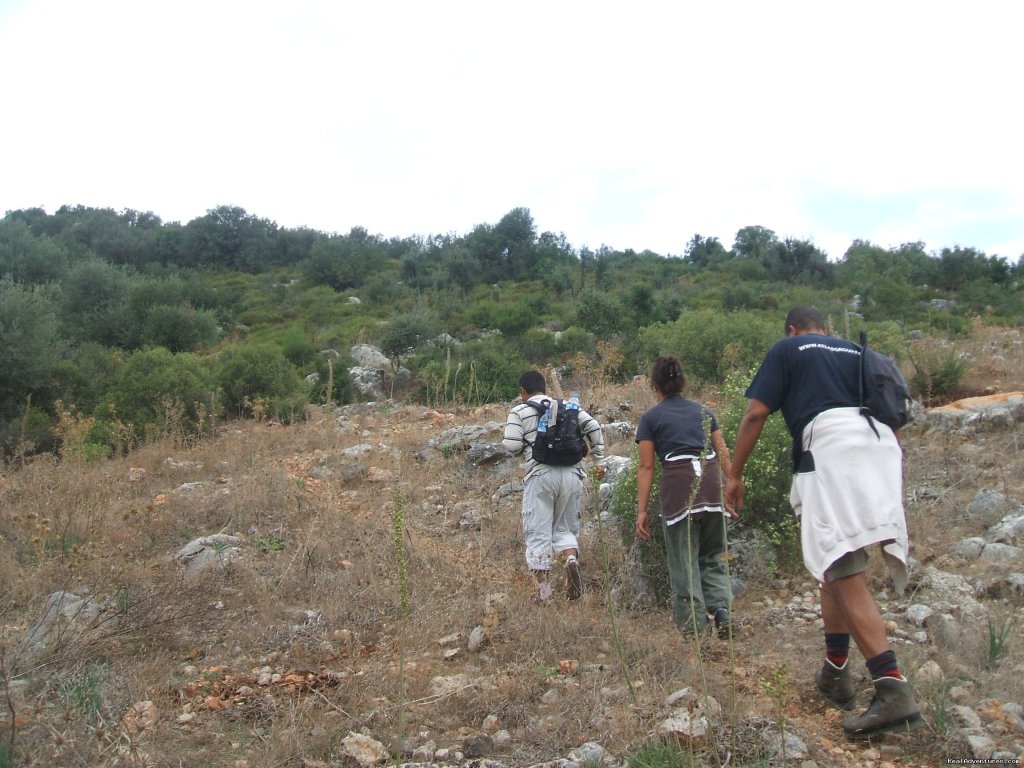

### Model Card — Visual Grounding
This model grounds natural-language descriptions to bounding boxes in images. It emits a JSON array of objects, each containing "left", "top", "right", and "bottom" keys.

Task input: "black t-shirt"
[
  {"left": 635, "top": 396, "right": 719, "bottom": 462},
  {"left": 746, "top": 333, "right": 861, "bottom": 448}
]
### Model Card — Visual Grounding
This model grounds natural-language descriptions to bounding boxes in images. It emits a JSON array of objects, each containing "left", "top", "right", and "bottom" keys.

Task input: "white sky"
[{"left": 1, "top": 0, "right": 1021, "bottom": 261}]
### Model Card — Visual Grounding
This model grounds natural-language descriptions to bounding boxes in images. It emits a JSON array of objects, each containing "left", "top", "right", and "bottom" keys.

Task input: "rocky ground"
[{"left": 1, "top": 373, "right": 1023, "bottom": 767}]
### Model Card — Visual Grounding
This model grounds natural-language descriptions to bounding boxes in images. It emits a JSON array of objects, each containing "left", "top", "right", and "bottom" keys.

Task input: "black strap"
[{"left": 858, "top": 330, "right": 881, "bottom": 440}]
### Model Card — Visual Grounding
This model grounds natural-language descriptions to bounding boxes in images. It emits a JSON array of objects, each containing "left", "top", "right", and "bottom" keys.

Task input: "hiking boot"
[
  {"left": 713, "top": 608, "right": 733, "bottom": 639},
  {"left": 842, "top": 676, "right": 922, "bottom": 738},
  {"left": 565, "top": 558, "right": 583, "bottom": 600},
  {"left": 816, "top": 659, "right": 856, "bottom": 709}
]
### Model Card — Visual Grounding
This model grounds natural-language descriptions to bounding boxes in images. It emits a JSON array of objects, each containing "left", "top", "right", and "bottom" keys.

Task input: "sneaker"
[
  {"left": 713, "top": 608, "right": 733, "bottom": 639},
  {"left": 565, "top": 558, "right": 583, "bottom": 600},
  {"left": 816, "top": 659, "right": 856, "bottom": 709},
  {"left": 842, "top": 676, "right": 923, "bottom": 738}
]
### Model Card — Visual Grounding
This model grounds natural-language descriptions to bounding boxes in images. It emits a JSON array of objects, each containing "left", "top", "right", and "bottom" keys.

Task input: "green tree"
[
  {"left": 443, "top": 245, "right": 481, "bottom": 297},
  {"left": 493, "top": 207, "right": 538, "bottom": 280},
  {"left": 140, "top": 303, "right": 220, "bottom": 352},
  {"left": 183, "top": 205, "right": 278, "bottom": 271},
  {"left": 839, "top": 241, "right": 915, "bottom": 318},
  {"left": 0, "top": 218, "right": 69, "bottom": 284},
  {"left": 380, "top": 308, "right": 439, "bottom": 370},
  {"left": 574, "top": 289, "right": 625, "bottom": 337},
  {"left": 732, "top": 225, "right": 779, "bottom": 264},
  {"left": 684, "top": 234, "right": 728, "bottom": 267},
  {"left": 60, "top": 257, "right": 131, "bottom": 346},
  {"left": 300, "top": 227, "right": 388, "bottom": 290},
  {"left": 0, "top": 278, "right": 67, "bottom": 416},
  {"left": 638, "top": 309, "right": 776, "bottom": 385}
]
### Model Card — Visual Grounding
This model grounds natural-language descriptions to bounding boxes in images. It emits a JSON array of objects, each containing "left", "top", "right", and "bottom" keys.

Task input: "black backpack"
[
  {"left": 527, "top": 398, "right": 589, "bottom": 466},
  {"left": 858, "top": 331, "right": 912, "bottom": 437}
]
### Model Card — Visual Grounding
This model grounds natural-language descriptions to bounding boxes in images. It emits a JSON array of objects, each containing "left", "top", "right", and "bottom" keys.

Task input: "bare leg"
[{"left": 821, "top": 572, "right": 888, "bottom": 659}]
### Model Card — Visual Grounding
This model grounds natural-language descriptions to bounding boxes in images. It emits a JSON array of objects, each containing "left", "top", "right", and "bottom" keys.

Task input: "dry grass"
[{"left": 1, "top": 331, "right": 1023, "bottom": 767}]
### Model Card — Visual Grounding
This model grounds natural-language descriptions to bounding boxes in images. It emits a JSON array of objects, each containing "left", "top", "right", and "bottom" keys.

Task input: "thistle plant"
[
  {"left": 762, "top": 663, "right": 790, "bottom": 760},
  {"left": 986, "top": 614, "right": 1014, "bottom": 667},
  {"left": 591, "top": 466, "right": 638, "bottom": 705},
  {"left": 391, "top": 484, "right": 410, "bottom": 765}
]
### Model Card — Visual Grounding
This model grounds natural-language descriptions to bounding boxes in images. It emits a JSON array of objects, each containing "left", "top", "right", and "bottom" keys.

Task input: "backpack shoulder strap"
[
  {"left": 857, "top": 330, "right": 881, "bottom": 439},
  {"left": 524, "top": 398, "right": 551, "bottom": 415}
]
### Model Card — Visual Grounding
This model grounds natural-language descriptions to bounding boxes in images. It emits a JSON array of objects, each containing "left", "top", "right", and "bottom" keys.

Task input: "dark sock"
[
  {"left": 825, "top": 632, "right": 851, "bottom": 666},
  {"left": 865, "top": 649, "right": 901, "bottom": 679}
]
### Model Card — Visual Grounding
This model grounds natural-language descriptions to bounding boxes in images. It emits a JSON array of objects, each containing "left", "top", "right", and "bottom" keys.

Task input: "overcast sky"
[{"left": 1, "top": 1, "right": 1020, "bottom": 262}]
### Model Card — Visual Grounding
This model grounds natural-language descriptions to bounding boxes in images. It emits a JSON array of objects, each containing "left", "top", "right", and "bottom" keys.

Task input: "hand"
[
  {"left": 635, "top": 509, "right": 650, "bottom": 541},
  {"left": 593, "top": 464, "right": 607, "bottom": 479},
  {"left": 724, "top": 477, "right": 745, "bottom": 517}
]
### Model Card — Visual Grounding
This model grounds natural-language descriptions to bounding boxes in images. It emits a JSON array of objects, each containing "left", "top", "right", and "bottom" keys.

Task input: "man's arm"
[
  {"left": 502, "top": 406, "right": 527, "bottom": 455},
  {"left": 723, "top": 398, "right": 772, "bottom": 515},
  {"left": 710, "top": 429, "right": 738, "bottom": 520},
  {"left": 580, "top": 410, "right": 605, "bottom": 460}
]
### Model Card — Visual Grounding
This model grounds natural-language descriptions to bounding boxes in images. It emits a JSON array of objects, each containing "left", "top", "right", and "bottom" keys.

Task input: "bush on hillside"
[
  {"left": 217, "top": 343, "right": 307, "bottom": 421},
  {"left": 906, "top": 337, "right": 970, "bottom": 404},
  {"left": 102, "top": 347, "right": 217, "bottom": 440},
  {"left": 716, "top": 368, "right": 800, "bottom": 572},
  {"left": 638, "top": 309, "right": 777, "bottom": 385},
  {"left": 416, "top": 336, "right": 526, "bottom": 406}
]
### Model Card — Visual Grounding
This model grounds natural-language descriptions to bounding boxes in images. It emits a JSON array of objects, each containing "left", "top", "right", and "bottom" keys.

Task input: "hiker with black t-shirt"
[
  {"left": 502, "top": 370, "right": 605, "bottom": 604},
  {"left": 725, "top": 306, "right": 922, "bottom": 739},
  {"left": 635, "top": 354, "right": 737, "bottom": 639}
]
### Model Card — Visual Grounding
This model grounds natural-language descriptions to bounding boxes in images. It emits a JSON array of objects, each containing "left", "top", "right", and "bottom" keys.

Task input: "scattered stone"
[
  {"left": 174, "top": 534, "right": 243, "bottom": 579},
  {"left": 463, "top": 733, "right": 493, "bottom": 758},
  {"left": 568, "top": 742, "right": 605, "bottom": 764},
  {"left": 968, "top": 489, "right": 1011, "bottom": 519},
  {"left": 989, "top": 512, "right": 1024, "bottom": 545},
  {"left": 980, "top": 542, "right": 1023, "bottom": 567},
  {"left": 761, "top": 729, "right": 809, "bottom": 761},
  {"left": 411, "top": 740, "right": 435, "bottom": 761},
  {"left": 915, "top": 659, "right": 944, "bottom": 688},
  {"left": 341, "top": 732, "right": 389, "bottom": 767},
  {"left": 467, "top": 625, "right": 487, "bottom": 652},
  {"left": 427, "top": 674, "right": 472, "bottom": 698},
  {"left": 540, "top": 688, "right": 560, "bottom": 705},
  {"left": 19, "top": 590, "right": 114, "bottom": 655},
  {"left": 466, "top": 442, "right": 512, "bottom": 466},
  {"left": 952, "top": 538, "right": 987, "bottom": 561},
  {"left": 492, "top": 729, "right": 511, "bottom": 750}
]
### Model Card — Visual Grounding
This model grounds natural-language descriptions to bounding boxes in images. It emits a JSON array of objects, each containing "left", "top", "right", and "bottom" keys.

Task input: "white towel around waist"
[{"left": 789, "top": 407, "right": 909, "bottom": 592}]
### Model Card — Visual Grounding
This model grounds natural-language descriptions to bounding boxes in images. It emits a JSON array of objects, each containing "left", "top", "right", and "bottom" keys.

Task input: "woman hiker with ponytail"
[{"left": 635, "top": 354, "right": 737, "bottom": 638}]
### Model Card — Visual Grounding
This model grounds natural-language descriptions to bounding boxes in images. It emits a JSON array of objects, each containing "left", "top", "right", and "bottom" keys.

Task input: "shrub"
[
  {"left": 717, "top": 368, "right": 800, "bottom": 572},
  {"left": 140, "top": 303, "right": 220, "bottom": 352},
  {"left": 280, "top": 324, "right": 318, "bottom": 368},
  {"left": 638, "top": 309, "right": 777, "bottom": 385},
  {"left": 906, "top": 337, "right": 970, "bottom": 404},
  {"left": 216, "top": 343, "right": 307, "bottom": 420},
  {"left": 0, "top": 404, "right": 58, "bottom": 459},
  {"left": 415, "top": 337, "right": 526, "bottom": 406},
  {"left": 309, "top": 352, "right": 353, "bottom": 405},
  {"left": 574, "top": 290, "right": 626, "bottom": 337},
  {"left": 606, "top": 449, "right": 672, "bottom": 603},
  {"left": 103, "top": 347, "right": 217, "bottom": 438}
]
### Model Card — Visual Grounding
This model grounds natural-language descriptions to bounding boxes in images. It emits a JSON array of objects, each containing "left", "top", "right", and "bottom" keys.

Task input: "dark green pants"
[{"left": 661, "top": 510, "right": 731, "bottom": 634}]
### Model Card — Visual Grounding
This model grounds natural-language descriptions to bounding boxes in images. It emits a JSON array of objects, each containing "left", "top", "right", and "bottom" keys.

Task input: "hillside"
[{"left": 1, "top": 345, "right": 1023, "bottom": 767}]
